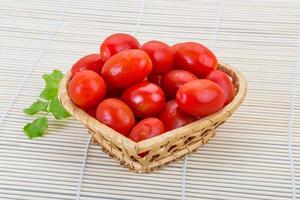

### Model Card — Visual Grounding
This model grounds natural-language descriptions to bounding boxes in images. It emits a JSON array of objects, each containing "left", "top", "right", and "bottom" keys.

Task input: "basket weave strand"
[{"left": 58, "top": 62, "right": 247, "bottom": 173}]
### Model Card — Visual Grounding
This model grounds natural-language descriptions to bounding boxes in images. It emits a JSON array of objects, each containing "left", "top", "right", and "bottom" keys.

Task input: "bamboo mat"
[{"left": 0, "top": 0, "right": 300, "bottom": 199}]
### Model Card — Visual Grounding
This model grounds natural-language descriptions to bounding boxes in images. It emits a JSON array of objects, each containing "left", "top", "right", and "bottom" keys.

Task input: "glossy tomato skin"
[
  {"left": 159, "top": 100, "right": 195, "bottom": 131},
  {"left": 141, "top": 40, "right": 174, "bottom": 75},
  {"left": 71, "top": 54, "right": 104, "bottom": 76},
  {"left": 68, "top": 70, "right": 106, "bottom": 109},
  {"left": 147, "top": 75, "right": 162, "bottom": 86},
  {"left": 100, "top": 33, "right": 140, "bottom": 61},
  {"left": 171, "top": 43, "right": 186, "bottom": 54},
  {"left": 206, "top": 70, "right": 235, "bottom": 105},
  {"left": 101, "top": 49, "right": 152, "bottom": 88},
  {"left": 96, "top": 98, "right": 136, "bottom": 136},
  {"left": 129, "top": 117, "right": 164, "bottom": 142},
  {"left": 176, "top": 79, "right": 225, "bottom": 117},
  {"left": 161, "top": 70, "right": 197, "bottom": 99},
  {"left": 175, "top": 42, "right": 217, "bottom": 78},
  {"left": 122, "top": 81, "right": 166, "bottom": 118}
]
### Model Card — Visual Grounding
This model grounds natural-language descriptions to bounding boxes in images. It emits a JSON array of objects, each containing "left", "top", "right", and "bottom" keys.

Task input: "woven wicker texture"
[
  {"left": 58, "top": 62, "right": 247, "bottom": 172},
  {"left": 0, "top": 0, "right": 300, "bottom": 199}
]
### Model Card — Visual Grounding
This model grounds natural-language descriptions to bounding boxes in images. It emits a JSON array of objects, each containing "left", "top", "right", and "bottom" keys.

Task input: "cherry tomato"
[
  {"left": 85, "top": 106, "right": 97, "bottom": 118},
  {"left": 101, "top": 49, "right": 152, "bottom": 88},
  {"left": 96, "top": 98, "right": 136, "bottom": 136},
  {"left": 122, "top": 81, "right": 166, "bottom": 118},
  {"left": 147, "top": 75, "right": 162, "bottom": 86},
  {"left": 171, "top": 43, "right": 185, "bottom": 54},
  {"left": 161, "top": 70, "right": 197, "bottom": 99},
  {"left": 129, "top": 117, "right": 164, "bottom": 142},
  {"left": 206, "top": 70, "right": 235, "bottom": 105},
  {"left": 175, "top": 42, "right": 217, "bottom": 78},
  {"left": 158, "top": 100, "right": 195, "bottom": 131},
  {"left": 141, "top": 40, "right": 174, "bottom": 75},
  {"left": 71, "top": 54, "right": 104, "bottom": 76},
  {"left": 100, "top": 33, "right": 140, "bottom": 61},
  {"left": 68, "top": 70, "right": 106, "bottom": 109},
  {"left": 176, "top": 79, "right": 225, "bottom": 117}
]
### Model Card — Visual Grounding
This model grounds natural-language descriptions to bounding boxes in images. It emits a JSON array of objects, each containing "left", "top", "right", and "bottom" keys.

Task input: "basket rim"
[{"left": 58, "top": 62, "right": 247, "bottom": 153}]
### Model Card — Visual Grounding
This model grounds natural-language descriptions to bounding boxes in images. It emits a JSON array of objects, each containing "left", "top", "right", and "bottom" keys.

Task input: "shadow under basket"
[{"left": 58, "top": 62, "right": 247, "bottom": 173}]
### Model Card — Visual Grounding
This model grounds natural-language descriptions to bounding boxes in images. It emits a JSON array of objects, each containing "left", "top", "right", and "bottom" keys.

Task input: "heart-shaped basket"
[{"left": 58, "top": 62, "right": 247, "bottom": 173}]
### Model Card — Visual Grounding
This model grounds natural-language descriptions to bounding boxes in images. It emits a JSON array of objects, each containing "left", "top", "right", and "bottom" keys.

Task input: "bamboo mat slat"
[{"left": 0, "top": 0, "right": 300, "bottom": 199}]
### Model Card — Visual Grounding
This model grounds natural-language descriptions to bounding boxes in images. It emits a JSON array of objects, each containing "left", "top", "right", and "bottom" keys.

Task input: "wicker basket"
[{"left": 58, "top": 62, "right": 247, "bottom": 173}]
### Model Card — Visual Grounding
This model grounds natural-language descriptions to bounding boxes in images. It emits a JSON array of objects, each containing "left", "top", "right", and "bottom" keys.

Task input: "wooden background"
[{"left": 0, "top": 0, "right": 300, "bottom": 199}]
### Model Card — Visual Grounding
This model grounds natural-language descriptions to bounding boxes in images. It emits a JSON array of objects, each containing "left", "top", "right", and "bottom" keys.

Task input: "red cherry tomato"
[
  {"left": 96, "top": 98, "right": 136, "bottom": 136},
  {"left": 85, "top": 106, "right": 97, "bottom": 118},
  {"left": 161, "top": 70, "right": 197, "bottom": 99},
  {"left": 101, "top": 49, "right": 152, "bottom": 88},
  {"left": 141, "top": 40, "right": 174, "bottom": 75},
  {"left": 122, "top": 81, "right": 166, "bottom": 118},
  {"left": 68, "top": 70, "right": 106, "bottom": 109},
  {"left": 158, "top": 100, "right": 195, "bottom": 131},
  {"left": 206, "top": 70, "right": 235, "bottom": 105},
  {"left": 100, "top": 33, "right": 140, "bottom": 61},
  {"left": 171, "top": 43, "right": 185, "bottom": 54},
  {"left": 147, "top": 75, "right": 162, "bottom": 86},
  {"left": 175, "top": 42, "right": 217, "bottom": 78},
  {"left": 129, "top": 117, "right": 164, "bottom": 142},
  {"left": 71, "top": 54, "right": 104, "bottom": 76},
  {"left": 176, "top": 79, "right": 225, "bottom": 117}
]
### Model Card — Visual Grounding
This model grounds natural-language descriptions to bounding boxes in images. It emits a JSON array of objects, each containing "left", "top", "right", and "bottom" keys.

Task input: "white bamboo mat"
[{"left": 0, "top": 0, "right": 300, "bottom": 199}]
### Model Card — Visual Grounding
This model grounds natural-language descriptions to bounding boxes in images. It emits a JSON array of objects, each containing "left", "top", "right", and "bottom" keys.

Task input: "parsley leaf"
[
  {"left": 23, "top": 69, "right": 70, "bottom": 139},
  {"left": 40, "top": 69, "right": 64, "bottom": 100},
  {"left": 23, "top": 100, "right": 48, "bottom": 115},
  {"left": 49, "top": 96, "right": 70, "bottom": 119},
  {"left": 23, "top": 117, "right": 48, "bottom": 139}
]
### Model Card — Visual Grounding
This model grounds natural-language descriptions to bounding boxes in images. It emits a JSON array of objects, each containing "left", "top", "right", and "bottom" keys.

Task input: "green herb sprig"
[{"left": 23, "top": 69, "right": 70, "bottom": 139}]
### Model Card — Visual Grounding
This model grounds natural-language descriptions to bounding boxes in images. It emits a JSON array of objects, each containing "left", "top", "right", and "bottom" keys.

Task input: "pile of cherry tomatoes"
[{"left": 68, "top": 33, "right": 235, "bottom": 143}]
